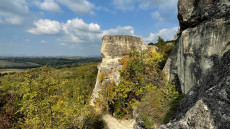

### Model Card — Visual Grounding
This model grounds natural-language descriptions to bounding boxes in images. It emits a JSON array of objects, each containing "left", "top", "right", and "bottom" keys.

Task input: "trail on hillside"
[{"left": 103, "top": 114, "right": 135, "bottom": 129}]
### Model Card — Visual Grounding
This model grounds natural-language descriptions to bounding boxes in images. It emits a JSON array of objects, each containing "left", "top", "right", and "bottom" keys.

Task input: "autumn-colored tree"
[{"left": 0, "top": 63, "right": 107, "bottom": 129}]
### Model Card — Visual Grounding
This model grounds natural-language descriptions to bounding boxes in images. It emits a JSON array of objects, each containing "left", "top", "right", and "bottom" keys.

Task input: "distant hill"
[
  {"left": 0, "top": 57, "right": 102, "bottom": 69},
  {"left": 0, "top": 60, "right": 40, "bottom": 68}
]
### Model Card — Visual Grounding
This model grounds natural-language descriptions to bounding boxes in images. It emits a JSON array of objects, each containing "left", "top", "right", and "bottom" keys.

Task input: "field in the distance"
[
  {"left": 0, "top": 57, "right": 102, "bottom": 69},
  {"left": 0, "top": 69, "right": 25, "bottom": 74},
  {"left": 0, "top": 60, "right": 40, "bottom": 68}
]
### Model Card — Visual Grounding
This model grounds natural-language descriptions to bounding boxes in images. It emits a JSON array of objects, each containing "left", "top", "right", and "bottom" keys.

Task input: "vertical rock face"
[
  {"left": 160, "top": 49, "right": 230, "bottom": 129},
  {"left": 165, "top": 0, "right": 230, "bottom": 93},
  {"left": 161, "top": 0, "right": 230, "bottom": 128},
  {"left": 91, "top": 35, "right": 146, "bottom": 105}
]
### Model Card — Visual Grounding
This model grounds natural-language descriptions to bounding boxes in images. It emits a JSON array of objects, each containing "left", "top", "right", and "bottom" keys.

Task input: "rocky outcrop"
[
  {"left": 164, "top": 0, "right": 230, "bottom": 93},
  {"left": 91, "top": 35, "right": 146, "bottom": 105},
  {"left": 159, "top": 49, "right": 230, "bottom": 129},
  {"left": 160, "top": 0, "right": 230, "bottom": 128}
]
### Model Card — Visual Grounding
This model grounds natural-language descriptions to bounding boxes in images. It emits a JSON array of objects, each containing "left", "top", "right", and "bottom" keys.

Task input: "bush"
[
  {"left": 0, "top": 63, "right": 107, "bottom": 128},
  {"left": 99, "top": 47, "right": 166, "bottom": 118},
  {"left": 98, "top": 44, "right": 183, "bottom": 128},
  {"left": 136, "top": 82, "right": 184, "bottom": 128}
]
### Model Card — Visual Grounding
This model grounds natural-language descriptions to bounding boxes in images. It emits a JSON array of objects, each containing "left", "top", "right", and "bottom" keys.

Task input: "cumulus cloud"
[
  {"left": 143, "top": 27, "right": 178, "bottom": 43},
  {"left": 28, "top": 18, "right": 135, "bottom": 46},
  {"left": 39, "top": 0, "right": 62, "bottom": 12},
  {"left": 113, "top": 0, "right": 135, "bottom": 11},
  {"left": 63, "top": 18, "right": 101, "bottom": 43},
  {"left": 28, "top": 18, "right": 178, "bottom": 47},
  {"left": 0, "top": 0, "right": 30, "bottom": 25},
  {"left": 56, "top": 0, "right": 94, "bottom": 15},
  {"left": 28, "top": 19, "right": 61, "bottom": 35},
  {"left": 102, "top": 26, "right": 134, "bottom": 36}
]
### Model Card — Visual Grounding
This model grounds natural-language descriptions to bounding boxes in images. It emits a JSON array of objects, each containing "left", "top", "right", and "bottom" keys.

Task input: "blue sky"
[{"left": 0, "top": 0, "right": 179, "bottom": 56}]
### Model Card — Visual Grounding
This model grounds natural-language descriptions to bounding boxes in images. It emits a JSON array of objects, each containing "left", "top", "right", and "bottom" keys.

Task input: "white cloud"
[
  {"left": 40, "top": 40, "right": 47, "bottom": 44},
  {"left": 0, "top": 0, "right": 29, "bottom": 16},
  {"left": 113, "top": 0, "right": 134, "bottom": 11},
  {"left": 5, "top": 16, "right": 24, "bottom": 25},
  {"left": 28, "top": 19, "right": 61, "bottom": 35},
  {"left": 39, "top": 0, "right": 62, "bottom": 12},
  {"left": 63, "top": 18, "right": 101, "bottom": 43},
  {"left": 28, "top": 18, "right": 135, "bottom": 46},
  {"left": 0, "top": 0, "right": 30, "bottom": 25},
  {"left": 143, "top": 27, "right": 178, "bottom": 43},
  {"left": 56, "top": 0, "right": 94, "bottom": 15},
  {"left": 102, "top": 26, "right": 134, "bottom": 36}
]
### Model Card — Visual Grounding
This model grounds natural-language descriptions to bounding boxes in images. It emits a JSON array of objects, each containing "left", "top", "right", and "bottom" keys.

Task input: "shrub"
[
  {"left": 136, "top": 82, "right": 184, "bottom": 128},
  {"left": 0, "top": 63, "right": 107, "bottom": 128},
  {"left": 99, "top": 47, "right": 166, "bottom": 118},
  {"left": 98, "top": 44, "right": 183, "bottom": 127}
]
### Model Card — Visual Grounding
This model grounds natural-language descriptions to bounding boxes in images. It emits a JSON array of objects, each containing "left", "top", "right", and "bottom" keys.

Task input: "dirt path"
[{"left": 103, "top": 114, "right": 135, "bottom": 129}]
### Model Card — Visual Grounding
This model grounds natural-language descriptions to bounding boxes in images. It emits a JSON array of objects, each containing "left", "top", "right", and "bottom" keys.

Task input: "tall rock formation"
[
  {"left": 160, "top": 49, "right": 230, "bottom": 129},
  {"left": 160, "top": 0, "right": 230, "bottom": 128},
  {"left": 91, "top": 35, "right": 146, "bottom": 105},
  {"left": 164, "top": 0, "right": 230, "bottom": 93}
]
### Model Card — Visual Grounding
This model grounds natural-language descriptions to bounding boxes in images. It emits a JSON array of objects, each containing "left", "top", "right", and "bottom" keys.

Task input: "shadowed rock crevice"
[
  {"left": 178, "top": 0, "right": 230, "bottom": 31},
  {"left": 160, "top": 50, "right": 230, "bottom": 129}
]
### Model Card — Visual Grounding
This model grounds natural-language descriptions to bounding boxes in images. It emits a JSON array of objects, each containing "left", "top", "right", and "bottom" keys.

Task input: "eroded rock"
[
  {"left": 165, "top": 0, "right": 230, "bottom": 93},
  {"left": 160, "top": 50, "right": 230, "bottom": 129},
  {"left": 161, "top": 0, "right": 230, "bottom": 128},
  {"left": 91, "top": 35, "right": 146, "bottom": 105}
]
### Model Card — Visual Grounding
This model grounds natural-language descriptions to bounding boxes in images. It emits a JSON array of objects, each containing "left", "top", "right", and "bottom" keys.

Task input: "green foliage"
[
  {"left": 0, "top": 63, "right": 107, "bottom": 128},
  {"left": 0, "top": 57, "right": 102, "bottom": 69},
  {"left": 99, "top": 47, "right": 166, "bottom": 118},
  {"left": 154, "top": 36, "right": 175, "bottom": 69},
  {"left": 99, "top": 44, "right": 183, "bottom": 128},
  {"left": 137, "top": 82, "right": 184, "bottom": 128}
]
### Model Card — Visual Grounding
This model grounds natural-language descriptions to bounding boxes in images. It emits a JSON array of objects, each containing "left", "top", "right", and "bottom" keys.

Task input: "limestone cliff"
[
  {"left": 160, "top": 0, "right": 230, "bottom": 128},
  {"left": 164, "top": 0, "right": 230, "bottom": 93},
  {"left": 91, "top": 35, "right": 146, "bottom": 105},
  {"left": 160, "top": 49, "right": 230, "bottom": 129}
]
